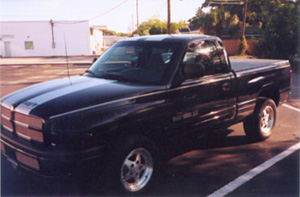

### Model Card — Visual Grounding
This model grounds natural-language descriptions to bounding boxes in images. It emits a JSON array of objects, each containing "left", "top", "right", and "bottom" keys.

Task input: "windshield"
[{"left": 85, "top": 41, "right": 180, "bottom": 85}]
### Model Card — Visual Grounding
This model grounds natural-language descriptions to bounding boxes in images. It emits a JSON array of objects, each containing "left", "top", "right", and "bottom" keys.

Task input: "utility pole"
[
  {"left": 167, "top": 0, "right": 171, "bottom": 34},
  {"left": 136, "top": 0, "right": 139, "bottom": 35},
  {"left": 242, "top": 0, "right": 248, "bottom": 37},
  {"left": 50, "top": 19, "right": 55, "bottom": 48},
  {"left": 132, "top": 14, "right": 134, "bottom": 36}
]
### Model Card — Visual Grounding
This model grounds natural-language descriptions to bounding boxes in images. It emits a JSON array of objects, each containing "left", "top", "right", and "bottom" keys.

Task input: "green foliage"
[
  {"left": 116, "top": 32, "right": 129, "bottom": 37},
  {"left": 102, "top": 29, "right": 130, "bottom": 37},
  {"left": 252, "top": 0, "right": 300, "bottom": 59},
  {"left": 138, "top": 18, "right": 188, "bottom": 35},
  {"left": 102, "top": 29, "right": 117, "bottom": 36},
  {"left": 188, "top": 5, "right": 242, "bottom": 37},
  {"left": 191, "top": 0, "right": 299, "bottom": 60}
]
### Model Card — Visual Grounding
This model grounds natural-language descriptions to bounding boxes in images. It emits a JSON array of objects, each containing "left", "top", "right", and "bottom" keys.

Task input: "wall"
[
  {"left": 90, "top": 28, "right": 103, "bottom": 55},
  {"left": 0, "top": 21, "right": 91, "bottom": 57},
  {"left": 222, "top": 38, "right": 256, "bottom": 56}
]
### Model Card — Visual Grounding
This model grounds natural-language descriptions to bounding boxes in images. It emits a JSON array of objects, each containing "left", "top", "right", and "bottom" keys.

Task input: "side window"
[
  {"left": 182, "top": 40, "right": 229, "bottom": 76},
  {"left": 216, "top": 40, "right": 230, "bottom": 69}
]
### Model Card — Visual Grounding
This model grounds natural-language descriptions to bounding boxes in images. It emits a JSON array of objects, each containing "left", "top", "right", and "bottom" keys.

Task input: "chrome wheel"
[
  {"left": 244, "top": 98, "right": 277, "bottom": 141},
  {"left": 120, "top": 148, "right": 153, "bottom": 192},
  {"left": 260, "top": 105, "right": 275, "bottom": 135}
]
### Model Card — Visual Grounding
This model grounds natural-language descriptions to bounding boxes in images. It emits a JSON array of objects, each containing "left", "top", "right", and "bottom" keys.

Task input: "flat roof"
[{"left": 0, "top": 20, "right": 89, "bottom": 23}]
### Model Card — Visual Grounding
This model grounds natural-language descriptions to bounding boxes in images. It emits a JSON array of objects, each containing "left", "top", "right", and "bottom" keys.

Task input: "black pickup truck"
[{"left": 1, "top": 35, "right": 291, "bottom": 194}]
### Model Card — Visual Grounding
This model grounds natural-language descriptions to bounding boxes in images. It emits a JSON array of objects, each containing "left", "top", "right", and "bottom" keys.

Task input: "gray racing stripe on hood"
[{"left": 15, "top": 78, "right": 112, "bottom": 115}]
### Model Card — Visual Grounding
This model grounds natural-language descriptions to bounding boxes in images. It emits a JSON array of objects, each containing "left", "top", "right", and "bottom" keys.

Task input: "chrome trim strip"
[
  {"left": 0, "top": 139, "right": 37, "bottom": 158},
  {"left": 14, "top": 108, "right": 30, "bottom": 115},
  {"left": 1, "top": 114, "right": 10, "bottom": 121},
  {"left": 14, "top": 120, "right": 29, "bottom": 128},
  {"left": 237, "top": 98, "right": 256, "bottom": 106},
  {"left": 199, "top": 105, "right": 236, "bottom": 119},
  {"left": 1, "top": 103, "right": 11, "bottom": 110},
  {"left": 16, "top": 132, "right": 31, "bottom": 141},
  {"left": 3, "top": 125, "right": 13, "bottom": 132}
]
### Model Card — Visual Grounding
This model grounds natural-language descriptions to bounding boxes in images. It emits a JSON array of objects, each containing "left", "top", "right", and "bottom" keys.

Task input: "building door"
[{"left": 4, "top": 42, "right": 12, "bottom": 57}]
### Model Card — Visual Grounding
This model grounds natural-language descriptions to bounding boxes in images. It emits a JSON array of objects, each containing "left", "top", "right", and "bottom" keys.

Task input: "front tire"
[
  {"left": 243, "top": 98, "right": 277, "bottom": 141},
  {"left": 120, "top": 147, "right": 154, "bottom": 192},
  {"left": 102, "top": 136, "right": 159, "bottom": 195}
]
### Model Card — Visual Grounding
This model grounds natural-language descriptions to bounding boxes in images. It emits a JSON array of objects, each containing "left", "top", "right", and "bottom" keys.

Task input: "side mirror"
[{"left": 182, "top": 63, "right": 205, "bottom": 79}]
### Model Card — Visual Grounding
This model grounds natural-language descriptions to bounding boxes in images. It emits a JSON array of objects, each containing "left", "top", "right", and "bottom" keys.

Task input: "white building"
[
  {"left": 90, "top": 27, "right": 104, "bottom": 55},
  {"left": 0, "top": 20, "right": 94, "bottom": 57}
]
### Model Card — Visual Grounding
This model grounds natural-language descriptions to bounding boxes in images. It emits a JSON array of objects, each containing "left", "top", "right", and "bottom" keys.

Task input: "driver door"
[{"left": 165, "top": 39, "right": 236, "bottom": 137}]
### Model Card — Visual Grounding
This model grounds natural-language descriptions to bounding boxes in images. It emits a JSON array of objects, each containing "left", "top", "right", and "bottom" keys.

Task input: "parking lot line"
[
  {"left": 207, "top": 142, "right": 300, "bottom": 197},
  {"left": 283, "top": 104, "right": 300, "bottom": 112}
]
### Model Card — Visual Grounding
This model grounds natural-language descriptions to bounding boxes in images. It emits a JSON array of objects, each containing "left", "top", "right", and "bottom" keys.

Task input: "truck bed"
[{"left": 230, "top": 58, "right": 289, "bottom": 72}]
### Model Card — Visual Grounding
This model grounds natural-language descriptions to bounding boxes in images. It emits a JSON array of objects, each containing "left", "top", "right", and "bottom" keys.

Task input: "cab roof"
[{"left": 118, "top": 34, "right": 221, "bottom": 44}]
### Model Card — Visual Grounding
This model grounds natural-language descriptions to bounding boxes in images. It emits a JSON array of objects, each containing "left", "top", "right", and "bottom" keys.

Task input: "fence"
[{"left": 222, "top": 38, "right": 256, "bottom": 56}]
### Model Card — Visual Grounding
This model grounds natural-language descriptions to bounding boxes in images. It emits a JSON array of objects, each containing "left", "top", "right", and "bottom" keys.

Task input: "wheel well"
[{"left": 258, "top": 88, "right": 280, "bottom": 106}]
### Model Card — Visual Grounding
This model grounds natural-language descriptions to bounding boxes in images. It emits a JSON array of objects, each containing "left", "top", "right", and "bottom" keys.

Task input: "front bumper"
[{"left": 1, "top": 127, "right": 104, "bottom": 177}]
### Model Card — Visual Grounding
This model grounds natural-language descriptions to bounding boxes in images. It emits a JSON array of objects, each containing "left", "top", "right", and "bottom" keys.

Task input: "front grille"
[
  {"left": 15, "top": 112, "right": 43, "bottom": 130},
  {"left": 15, "top": 124, "right": 44, "bottom": 143},
  {"left": 1, "top": 105, "right": 11, "bottom": 119},
  {"left": 1, "top": 105, "right": 13, "bottom": 132},
  {"left": 1, "top": 104, "right": 44, "bottom": 143},
  {"left": 1, "top": 116, "right": 13, "bottom": 132}
]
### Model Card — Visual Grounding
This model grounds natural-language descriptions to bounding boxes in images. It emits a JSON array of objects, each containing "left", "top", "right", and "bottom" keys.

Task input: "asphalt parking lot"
[{"left": 1, "top": 62, "right": 299, "bottom": 196}]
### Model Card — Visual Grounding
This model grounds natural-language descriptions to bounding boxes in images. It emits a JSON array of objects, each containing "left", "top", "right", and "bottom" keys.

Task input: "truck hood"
[{"left": 1, "top": 76, "right": 161, "bottom": 120}]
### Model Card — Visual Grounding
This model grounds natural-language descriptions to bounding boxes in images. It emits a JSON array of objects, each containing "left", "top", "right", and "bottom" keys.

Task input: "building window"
[{"left": 25, "top": 41, "right": 34, "bottom": 50}]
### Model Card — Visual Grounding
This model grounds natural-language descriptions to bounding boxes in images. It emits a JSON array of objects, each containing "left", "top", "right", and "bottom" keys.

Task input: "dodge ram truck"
[{"left": 0, "top": 35, "right": 291, "bottom": 194}]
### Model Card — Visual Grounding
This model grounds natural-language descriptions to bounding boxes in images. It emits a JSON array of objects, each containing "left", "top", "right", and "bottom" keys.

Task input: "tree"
[
  {"left": 188, "top": 5, "right": 242, "bottom": 37},
  {"left": 102, "top": 29, "right": 117, "bottom": 36},
  {"left": 138, "top": 18, "right": 188, "bottom": 35},
  {"left": 189, "top": 0, "right": 299, "bottom": 60},
  {"left": 189, "top": 8, "right": 216, "bottom": 34},
  {"left": 252, "top": 0, "right": 299, "bottom": 59}
]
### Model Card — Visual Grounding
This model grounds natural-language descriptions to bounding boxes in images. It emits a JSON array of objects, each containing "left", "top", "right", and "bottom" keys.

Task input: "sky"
[{"left": 0, "top": 0, "right": 205, "bottom": 33}]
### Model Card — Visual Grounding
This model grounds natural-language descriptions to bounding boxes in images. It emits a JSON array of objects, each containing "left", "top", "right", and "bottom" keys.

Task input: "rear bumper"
[{"left": 1, "top": 127, "right": 104, "bottom": 177}]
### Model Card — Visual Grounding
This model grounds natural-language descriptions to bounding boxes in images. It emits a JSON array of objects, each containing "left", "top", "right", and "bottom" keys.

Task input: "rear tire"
[
  {"left": 101, "top": 135, "right": 159, "bottom": 195},
  {"left": 243, "top": 98, "right": 276, "bottom": 142}
]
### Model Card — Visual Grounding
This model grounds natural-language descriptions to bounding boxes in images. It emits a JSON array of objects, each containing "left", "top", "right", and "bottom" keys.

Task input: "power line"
[
  {"left": 89, "top": 0, "right": 129, "bottom": 21},
  {"left": 1, "top": 0, "right": 129, "bottom": 24},
  {"left": 53, "top": 0, "right": 129, "bottom": 24}
]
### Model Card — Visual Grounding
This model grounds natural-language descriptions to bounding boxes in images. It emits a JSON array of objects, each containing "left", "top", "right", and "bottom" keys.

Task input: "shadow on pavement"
[{"left": 1, "top": 128, "right": 297, "bottom": 197}]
